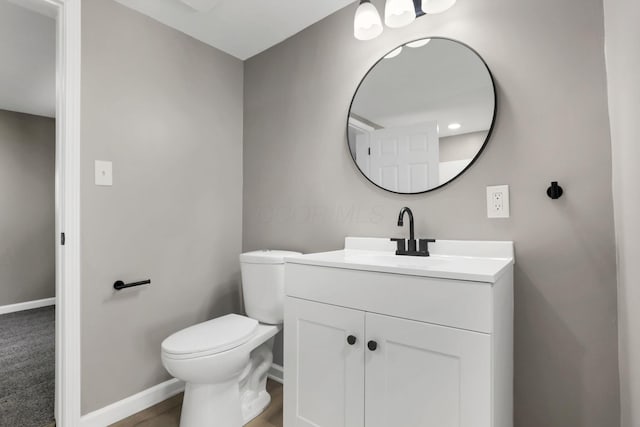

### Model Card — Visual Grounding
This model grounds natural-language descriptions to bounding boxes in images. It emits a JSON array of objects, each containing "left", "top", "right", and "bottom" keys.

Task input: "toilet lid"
[
  {"left": 240, "top": 250, "right": 302, "bottom": 264},
  {"left": 162, "top": 314, "right": 258, "bottom": 357}
]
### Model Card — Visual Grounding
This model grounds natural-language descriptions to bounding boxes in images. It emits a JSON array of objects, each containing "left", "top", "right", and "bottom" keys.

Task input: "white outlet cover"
[
  {"left": 487, "top": 185, "right": 510, "bottom": 218},
  {"left": 95, "top": 160, "right": 113, "bottom": 186}
]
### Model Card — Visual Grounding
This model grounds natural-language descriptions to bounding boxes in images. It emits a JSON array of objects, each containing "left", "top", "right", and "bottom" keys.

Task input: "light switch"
[{"left": 95, "top": 160, "right": 113, "bottom": 186}]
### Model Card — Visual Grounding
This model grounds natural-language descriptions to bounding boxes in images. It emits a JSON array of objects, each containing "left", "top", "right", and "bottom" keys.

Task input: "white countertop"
[{"left": 284, "top": 238, "right": 514, "bottom": 283}]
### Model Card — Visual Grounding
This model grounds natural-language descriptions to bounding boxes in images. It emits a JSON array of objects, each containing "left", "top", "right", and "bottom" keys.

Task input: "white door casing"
[
  {"left": 355, "top": 135, "right": 370, "bottom": 177},
  {"left": 44, "top": 0, "right": 82, "bottom": 425}
]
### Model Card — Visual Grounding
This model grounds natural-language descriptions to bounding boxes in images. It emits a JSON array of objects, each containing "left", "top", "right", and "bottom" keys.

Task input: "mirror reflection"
[{"left": 348, "top": 38, "right": 496, "bottom": 194}]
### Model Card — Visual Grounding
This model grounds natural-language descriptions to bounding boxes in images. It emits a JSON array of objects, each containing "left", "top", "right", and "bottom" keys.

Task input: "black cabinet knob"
[
  {"left": 367, "top": 340, "right": 378, "bottom": 351},
  {"left": 347, "top": 335, "right": 357, "bottom": 345}
]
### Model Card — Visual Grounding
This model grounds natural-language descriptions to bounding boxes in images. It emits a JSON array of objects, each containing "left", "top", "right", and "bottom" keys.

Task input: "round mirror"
[{"left": 347, "top": 38, "right": 496, "bottom": 194}]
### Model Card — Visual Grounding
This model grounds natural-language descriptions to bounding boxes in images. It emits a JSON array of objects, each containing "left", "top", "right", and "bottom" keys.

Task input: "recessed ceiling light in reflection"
[
  {"left": 406, "top": 39, "right": 431, "bottom": 48},
  {"left": 385, "top": 46, "right": 403, "bottom": 59},
  {"left": 448, "top": 123, "right": 461, "bottom": 130}
]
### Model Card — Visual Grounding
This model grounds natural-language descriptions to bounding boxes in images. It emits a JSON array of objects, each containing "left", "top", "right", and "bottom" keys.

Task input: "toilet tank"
[{"left": 239, "top": 250, "right": 301, "bottom": 324}]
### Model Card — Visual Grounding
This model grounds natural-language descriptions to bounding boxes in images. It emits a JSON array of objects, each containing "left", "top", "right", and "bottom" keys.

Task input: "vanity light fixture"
[
  {"left": 421, "top": 0, "right": 457, "bottom": 14},
  {"left": 354, "top": 0, "right": 384, "bottom": 41},
  {"left": 448, "top": 122, "right": 462, "bottom": 130},
  {"left": 354, "top": 0, "right": 456, "bottom": 41}
]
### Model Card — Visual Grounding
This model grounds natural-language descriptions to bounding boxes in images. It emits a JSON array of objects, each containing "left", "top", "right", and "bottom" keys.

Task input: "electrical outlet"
[{"left": 487, "top": 185, "right": 510, "bottom": 218}]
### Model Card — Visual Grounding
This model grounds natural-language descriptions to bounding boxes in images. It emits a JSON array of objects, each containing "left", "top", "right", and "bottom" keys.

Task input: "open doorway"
[
  {"left": 0, "top": 0, "right": 81, "bottom": 425},
  {"left": 0, "top": 1, "right": 57, "bottom": 425}
]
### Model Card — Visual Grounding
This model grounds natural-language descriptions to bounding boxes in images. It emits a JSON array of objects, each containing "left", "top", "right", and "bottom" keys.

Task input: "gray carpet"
[{"left": 0, "top": 306, "right": 55, "bottom": 427}]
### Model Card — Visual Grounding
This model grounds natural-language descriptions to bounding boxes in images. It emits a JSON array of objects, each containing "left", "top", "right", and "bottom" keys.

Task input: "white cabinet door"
[
  {"left": 365, "top": 313, "right": 492, "bottom": 427},
  {"left": 284, "top": 298, "right": 365, "bottom": 427}
]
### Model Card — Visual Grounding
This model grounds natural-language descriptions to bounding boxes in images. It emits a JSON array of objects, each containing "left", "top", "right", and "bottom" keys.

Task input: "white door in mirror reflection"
[{"left": 356, "top": 122, "right": 439, "bottom": 193}]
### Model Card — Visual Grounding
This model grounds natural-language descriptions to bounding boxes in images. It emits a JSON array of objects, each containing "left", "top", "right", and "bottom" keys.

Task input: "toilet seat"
[{"left": 162, "top": 314, "right": 258, "bottom": 360}]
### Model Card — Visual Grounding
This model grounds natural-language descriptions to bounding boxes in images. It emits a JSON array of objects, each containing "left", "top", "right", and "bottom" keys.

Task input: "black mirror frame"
[{"left": 346, "top": 37, "right": 498, "bottom": 195}]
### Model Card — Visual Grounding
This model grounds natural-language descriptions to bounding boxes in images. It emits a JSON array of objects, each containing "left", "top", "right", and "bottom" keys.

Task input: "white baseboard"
[
  {"left": 80, "top": 365, "right": 282, "bottom": 426},
  {"left": 0, "top": 297, "right": 56, "bottom": 315},
  {"left": 80, "top": 378, "right": 184, "bottom": 427},
  {"left": 268, "top": 363, "right": 284, "bottom": 384}
]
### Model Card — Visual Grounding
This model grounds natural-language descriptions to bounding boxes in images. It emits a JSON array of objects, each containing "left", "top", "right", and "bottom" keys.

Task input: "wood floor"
[{"left": 109, "top": 380, "right": 283, "bottom": 427}]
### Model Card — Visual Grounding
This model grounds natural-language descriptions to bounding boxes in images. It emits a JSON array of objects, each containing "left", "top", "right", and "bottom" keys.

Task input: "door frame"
[{"left": 26, "top": 0, "right": 83, "bottom": 425}]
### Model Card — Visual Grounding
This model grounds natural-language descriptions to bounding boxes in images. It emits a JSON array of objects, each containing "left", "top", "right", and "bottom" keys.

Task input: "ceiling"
[
  {"left": 114, "top": 0, "right": 356, "bottom": 60},
  {"left": 0, "top": 0, "right": 56, "bottom": 118},
  {"left": 0, "top": 0, "right": 356, "bottom": 117}
]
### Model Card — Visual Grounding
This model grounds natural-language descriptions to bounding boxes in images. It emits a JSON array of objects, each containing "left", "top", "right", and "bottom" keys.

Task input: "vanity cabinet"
[
  {"left": 285, "top": 297, "right": 491, "bottom": 427},
  {"left": 283, "top": 239, "right": 513, "bottom": 427}
]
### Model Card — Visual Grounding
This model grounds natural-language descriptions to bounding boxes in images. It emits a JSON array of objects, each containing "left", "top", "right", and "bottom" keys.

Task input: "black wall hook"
[{"left": 547, "top": 181, "right": 564, "bottom": 199}]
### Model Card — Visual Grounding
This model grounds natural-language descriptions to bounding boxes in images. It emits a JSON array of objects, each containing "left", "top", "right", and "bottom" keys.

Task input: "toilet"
[{"left": 161, "top": 250, "right": 301, "bottom": 427}]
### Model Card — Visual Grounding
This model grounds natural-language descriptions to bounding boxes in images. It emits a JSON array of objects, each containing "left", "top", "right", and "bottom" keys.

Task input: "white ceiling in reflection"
[{"left": 351, "top": 39, "right": 494, "bottom": 138}]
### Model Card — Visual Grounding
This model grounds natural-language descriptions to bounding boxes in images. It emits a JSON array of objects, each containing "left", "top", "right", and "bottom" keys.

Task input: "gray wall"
[
  {"left": 604, "top": 0, "right": 640, "bottom": 425},
  {"left": 0, "top": 109, "right": 55, "bottom": 306},
  {"left": 81, "top": 0, "right": 243, "bottom": 414},
  {"left": 243, "top": 1, "right": 619, "bottom": 426},
  {"left": 440, "top": 130, "right": 488, "bottom": 162}
]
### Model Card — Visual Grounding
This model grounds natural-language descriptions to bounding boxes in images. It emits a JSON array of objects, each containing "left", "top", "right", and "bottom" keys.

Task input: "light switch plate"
[
  {"left": 487, "top": 185, "right": 510, "bottom": 218},
  {"left": 95, "top": 160, "right": 113, "bottom": 186}
]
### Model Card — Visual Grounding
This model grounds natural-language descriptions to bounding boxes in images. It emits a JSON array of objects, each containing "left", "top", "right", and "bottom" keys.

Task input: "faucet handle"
[
  {"left": 390, "top": 238, "right": 406, "bottom": 254},
  {"left": 418, "top": 239, "right": 436, "bottom": 256}
]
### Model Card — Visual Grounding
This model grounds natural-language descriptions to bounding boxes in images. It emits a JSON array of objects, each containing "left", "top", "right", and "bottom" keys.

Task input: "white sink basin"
[
  {"left": 285, "top": 237, "right": 514, "bottom": 282},
  {"left": 345, "top": 252, "right": 451, "bottom": 268}
]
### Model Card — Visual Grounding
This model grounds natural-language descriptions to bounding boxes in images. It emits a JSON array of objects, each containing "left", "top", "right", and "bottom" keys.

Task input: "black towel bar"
[{"left": 114, "top": 279, "right": 151, "bottom": 290}]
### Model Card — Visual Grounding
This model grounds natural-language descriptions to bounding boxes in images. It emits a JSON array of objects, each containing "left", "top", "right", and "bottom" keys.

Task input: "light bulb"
[
  {"left": 406, "top": 38, "right": 431, "bottom": 48},
  {"left": 354, "top": 0, "right": 384, "bottom": 41},
  {"left": 448, "top": 123, "right": 461, "bottom": 130},
  {"left": 385, "top": 47, "right": 403, "bottom": 59},
  {"left": 385, "top": 0, "right": 416, "bottom": 28},
  {"left": 421, "top": 0, "right": 456, "bottom": 14}
]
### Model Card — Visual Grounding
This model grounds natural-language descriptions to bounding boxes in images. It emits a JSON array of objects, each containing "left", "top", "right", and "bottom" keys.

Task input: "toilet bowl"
[{"left": 161, "top": 250, "right": 300, "bottom": 427}]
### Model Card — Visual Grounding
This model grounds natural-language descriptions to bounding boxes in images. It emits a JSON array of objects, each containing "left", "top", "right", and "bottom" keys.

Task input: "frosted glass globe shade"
[
  {"left": 354, "top": 1, "right": 384, "bottom": 40},
  {"left": 385, "top": 0, "right": 416, "bottom": 28}
]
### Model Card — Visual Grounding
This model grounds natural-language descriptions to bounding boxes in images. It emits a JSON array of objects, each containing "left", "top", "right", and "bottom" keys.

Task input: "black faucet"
[
  {"left": 391, "top": 207, "right": 435, "bottom": 257},
  {"left": 398, "top": 207, "right": 416, "bottom": 251}
]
